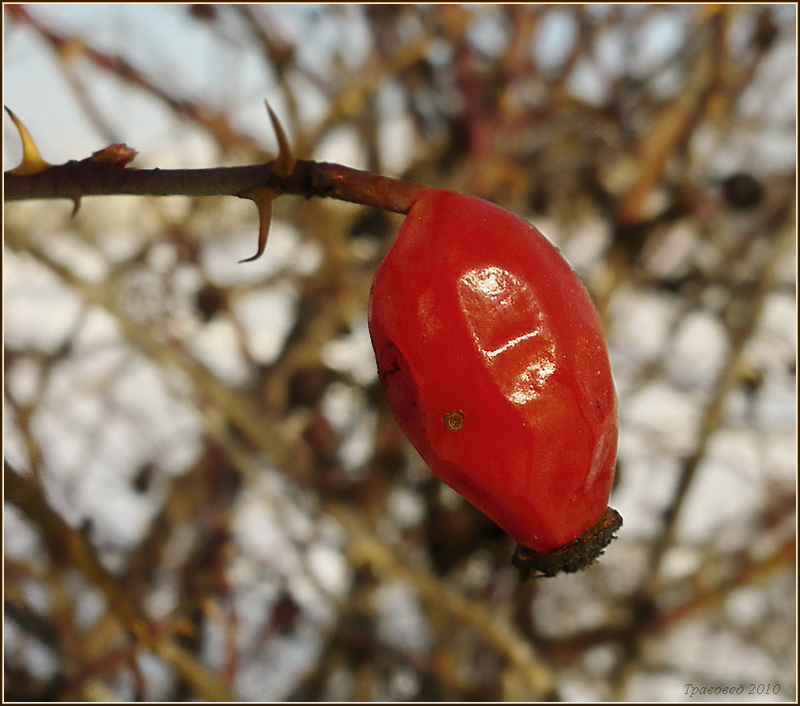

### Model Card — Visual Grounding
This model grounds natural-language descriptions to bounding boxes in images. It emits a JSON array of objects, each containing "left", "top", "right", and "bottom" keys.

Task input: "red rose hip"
[{"left": 368, "top": 188, "right": 621, "bottom": 577}]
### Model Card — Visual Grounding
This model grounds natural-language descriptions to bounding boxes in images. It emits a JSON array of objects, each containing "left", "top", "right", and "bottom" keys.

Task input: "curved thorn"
[
  {"left": 265, "top": 101, "right": 295, "bottom": 178},
  {"left": 238, "top": 186, "right": 278, "bottom": 263},
  {"left": 5, "top": 106, "right": 52, "bottom": 175}
]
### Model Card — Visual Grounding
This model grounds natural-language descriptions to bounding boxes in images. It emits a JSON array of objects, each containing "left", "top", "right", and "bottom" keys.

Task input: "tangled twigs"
[{"left": 4, "top": 461, "right": 238, "bottom": 702}]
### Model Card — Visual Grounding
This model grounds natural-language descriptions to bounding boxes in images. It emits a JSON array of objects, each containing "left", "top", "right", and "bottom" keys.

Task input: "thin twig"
[{"left": 5, "top": 158, "right": 427, "bottom": 214}]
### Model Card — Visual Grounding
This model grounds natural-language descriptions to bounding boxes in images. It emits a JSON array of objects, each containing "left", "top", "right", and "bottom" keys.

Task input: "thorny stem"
[
  {"left": 4, "top": 158, "right": 428, "bottom": 215},
  {"left": 5, "top": 101, "right": 428, "bottom": 262}
]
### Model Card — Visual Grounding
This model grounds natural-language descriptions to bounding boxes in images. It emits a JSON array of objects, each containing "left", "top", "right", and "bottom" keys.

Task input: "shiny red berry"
[{"left": 368, "top": 188, "right": 621, "bottom": 577}]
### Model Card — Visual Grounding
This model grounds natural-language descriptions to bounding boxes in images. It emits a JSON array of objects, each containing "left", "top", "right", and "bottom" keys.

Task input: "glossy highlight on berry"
[{"left": 368, "top": 188, "right": 621, "bottom": 577}]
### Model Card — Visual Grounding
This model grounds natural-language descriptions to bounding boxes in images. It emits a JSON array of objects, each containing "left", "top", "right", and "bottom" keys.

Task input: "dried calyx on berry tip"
[{"left": 512, "top": 507, "right": 623, "bottom": 579}]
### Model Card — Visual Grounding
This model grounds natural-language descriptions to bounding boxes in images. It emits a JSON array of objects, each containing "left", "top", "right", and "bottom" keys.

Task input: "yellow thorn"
[
  {"left": 5, "top": 106, "right": 53, "bottom": 175},
  {"left": 265, "top": 101, "right": 295, "bottom": 178},
  {"left": 238, "top": 186, "right": 279, "bottom": 263}
]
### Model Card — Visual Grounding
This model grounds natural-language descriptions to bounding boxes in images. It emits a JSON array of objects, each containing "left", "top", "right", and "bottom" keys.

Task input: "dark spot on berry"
[
  {"left": 382, "top": 357, "right": 402, "bottom": 378},
  {"left": 443, "top": 410, "right": 465, "bottom": 431}
]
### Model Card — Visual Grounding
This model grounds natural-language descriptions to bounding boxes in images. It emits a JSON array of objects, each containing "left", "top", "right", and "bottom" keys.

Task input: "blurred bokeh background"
[{"left": 4, "top": 4, "right": 796, "bottom": 701}]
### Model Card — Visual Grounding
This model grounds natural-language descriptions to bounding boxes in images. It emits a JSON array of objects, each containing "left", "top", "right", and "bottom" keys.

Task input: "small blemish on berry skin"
[
  {"left": 443, "top": 410, "right": 465, "bottom": 431},
  {"left": 382, "top": 357, "right": 402, "bottom": 378}
]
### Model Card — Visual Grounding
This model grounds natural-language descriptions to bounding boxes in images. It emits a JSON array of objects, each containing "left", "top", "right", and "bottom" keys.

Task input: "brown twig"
[{"left": 5, "top": 157, "right": 428, "bottom": 214}]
